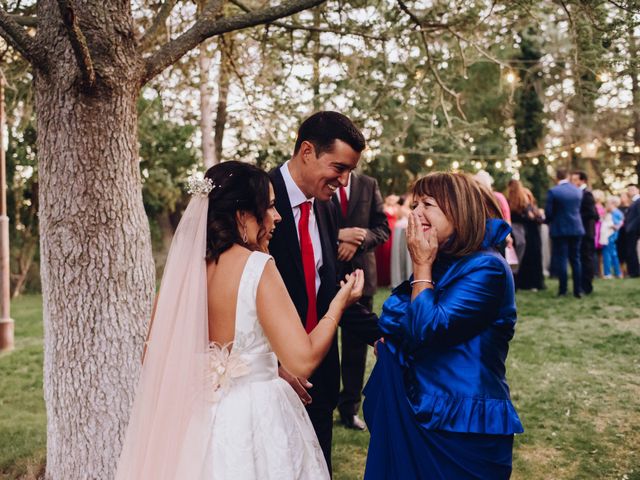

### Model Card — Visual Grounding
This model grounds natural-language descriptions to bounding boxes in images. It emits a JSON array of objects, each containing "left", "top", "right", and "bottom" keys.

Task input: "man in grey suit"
[{"left": 332, "top": 171, "right": 389, "bottom": 430}]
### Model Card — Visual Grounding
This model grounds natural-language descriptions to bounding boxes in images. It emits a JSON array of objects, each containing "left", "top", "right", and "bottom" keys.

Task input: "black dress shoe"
[
  {"left": 573, "top": 292, "right": 582, "bottom": 299},
  {"left": 341, "top": 414, "right": 367, "bottom": 431}
]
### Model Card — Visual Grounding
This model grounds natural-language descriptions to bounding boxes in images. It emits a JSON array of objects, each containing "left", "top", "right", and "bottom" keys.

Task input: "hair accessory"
[{"left": 187, "top": 174, "right": 215, "bottom": 197}]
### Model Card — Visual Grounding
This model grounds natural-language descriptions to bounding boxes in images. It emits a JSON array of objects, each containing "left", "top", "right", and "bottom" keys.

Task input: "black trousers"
[
  {"left": 627, "top": 234, "right": 640, "bottom": 277},
  {"left": 338, "top": 295, "right": 373, "bottom": 417},
  {"left": 306, "top": 406, "right": 333, "bottom": 475},
  {"left": 580, "top": 235, "right": 596, "bottom": 293}
]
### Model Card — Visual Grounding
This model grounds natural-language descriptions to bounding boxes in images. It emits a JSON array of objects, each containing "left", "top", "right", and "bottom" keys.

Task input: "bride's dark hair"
[{"left": 203, "top": 161, "right": 271, "bottom": 262}]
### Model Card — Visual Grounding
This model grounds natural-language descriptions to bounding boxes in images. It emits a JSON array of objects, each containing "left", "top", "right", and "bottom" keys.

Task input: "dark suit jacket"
[
  {"left": 579, "top": 189, "right": 599, "bottom": 239},
  {"left": 544, "top": 182, "right": 585, "bottom": 237},
  {"left": 268, "top": 167, "right": 380, "bottom": 410},
  {"left": 625, "top": 198, "right": 640, "bottom": 237},
  {"left": 332, "top": 173, "right": 390, "bottom": 297}
]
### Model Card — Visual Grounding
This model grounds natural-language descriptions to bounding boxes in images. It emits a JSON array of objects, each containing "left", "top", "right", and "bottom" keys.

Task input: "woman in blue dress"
[{"left": 363, "top": 172, "right": 523, "bottom": 479}]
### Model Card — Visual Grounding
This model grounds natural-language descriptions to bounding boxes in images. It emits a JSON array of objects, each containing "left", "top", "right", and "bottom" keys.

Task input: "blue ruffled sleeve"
[{"left": 379, "top": 255, "right": 508, "bottom": 352}]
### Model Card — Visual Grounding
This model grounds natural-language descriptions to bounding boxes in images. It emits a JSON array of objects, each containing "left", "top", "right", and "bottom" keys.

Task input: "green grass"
[
  {"left": 2, "top": 279, "right": 640, "bottom": 479},
  {"left": 0, "top": 295, "right": 45, "bottom": 480}
]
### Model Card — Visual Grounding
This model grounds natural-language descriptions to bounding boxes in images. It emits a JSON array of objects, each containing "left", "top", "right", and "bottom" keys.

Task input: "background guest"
[
  {"left": 600, "top": 196, "right": 624, "bottom": 279},
  {"left": 571, "top": 171, "right": 599, "bottom": 294},
  {"left": 390, "top": 194, "right": 414, "bottom": 287},
  {"left": 506, "top": 179, "right": 529, "bottom": 271},
  {"left": 545, "top": 169, "right": 585, "bottom": 298},
  {"left": 375, "top": 194, "right": 399, "bottom": 287},
  {"left": 624, "top": 185, "right": 640, "bottom": 278},
  {"left": 333, "top": 172, "right": 390, "bottom": 430},
  {"left": 592, "top": 189, "right": 607, "bottom": 278},
  {"left": 617, "top": 192, "right": 631, "bottom": 276}
]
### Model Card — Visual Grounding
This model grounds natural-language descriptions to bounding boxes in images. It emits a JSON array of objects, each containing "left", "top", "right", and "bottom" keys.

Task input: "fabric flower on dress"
[{"left": 206, "top": 342, "right": 250, "bottom": 403}]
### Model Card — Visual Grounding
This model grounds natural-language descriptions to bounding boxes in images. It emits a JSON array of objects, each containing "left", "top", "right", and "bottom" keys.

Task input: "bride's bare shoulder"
[{"left": 207, "top": 245, "right": 252, "bottom": 273}]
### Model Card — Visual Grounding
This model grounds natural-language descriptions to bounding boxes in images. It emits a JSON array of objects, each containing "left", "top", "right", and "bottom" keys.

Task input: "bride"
[{"left": 115, "top": 161, "right": 363, "bottom": 479}]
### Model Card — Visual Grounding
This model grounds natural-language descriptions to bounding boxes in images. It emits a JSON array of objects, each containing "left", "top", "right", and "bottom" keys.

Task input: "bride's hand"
[{"left": 333, "top": 269, "right": 364, "bottom": 310}]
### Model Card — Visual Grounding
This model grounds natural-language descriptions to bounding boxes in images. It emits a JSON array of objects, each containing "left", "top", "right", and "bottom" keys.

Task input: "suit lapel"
[
  {"left": 347, "top": 172, "right": 361, "bottom": 218},
  {"left": 271, "top": 167, "right": 305, "bottom": 282}
]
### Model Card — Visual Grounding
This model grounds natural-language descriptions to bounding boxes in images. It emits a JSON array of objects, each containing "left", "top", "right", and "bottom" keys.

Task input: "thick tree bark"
[
  {"left": 0, "top": 0, "right": 327, "bottom": 478},
  {"left": 35, "top": 2, "right": 154, "bottom": 478}
]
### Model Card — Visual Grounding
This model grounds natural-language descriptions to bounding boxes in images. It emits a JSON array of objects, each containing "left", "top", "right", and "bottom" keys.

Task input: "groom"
[{"left": 268, "top": 111, "right": 379, "bottom": 474}]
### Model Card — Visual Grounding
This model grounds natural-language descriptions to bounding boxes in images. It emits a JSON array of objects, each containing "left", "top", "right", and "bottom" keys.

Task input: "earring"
[{"left": 242, "top": 226, "right": 248, "bottom": 244}]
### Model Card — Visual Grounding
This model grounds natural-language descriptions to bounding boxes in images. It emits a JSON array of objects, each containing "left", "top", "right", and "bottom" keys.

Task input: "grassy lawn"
[{"left": 2, "top": 278, "right": 639, "bottom": 479}]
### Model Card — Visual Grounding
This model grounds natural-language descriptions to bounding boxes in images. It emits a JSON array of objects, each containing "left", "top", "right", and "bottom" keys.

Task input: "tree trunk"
[
  {"left": 35, "top": 2, "right": 154, "bottom": 478},
  {"left": 199, "top": 41, "right": 216, "bottom": 167},
  {"left": 214, "top": 35, "right": 230, "bottom": 163}
]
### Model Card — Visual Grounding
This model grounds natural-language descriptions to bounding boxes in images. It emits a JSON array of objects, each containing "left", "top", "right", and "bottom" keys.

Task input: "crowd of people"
[{"left": 375, "top": 169, "right": 640, "bottom": 298}]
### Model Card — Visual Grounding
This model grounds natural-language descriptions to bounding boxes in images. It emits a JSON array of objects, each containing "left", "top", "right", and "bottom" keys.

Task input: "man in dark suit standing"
[
  {"left": 268, "top": 111, "right": 379, "bottom": 474},
  {"left": 571, "top": 171, "right": 599, "bottom": 294},
  {"left": 332, "top": 172, "right": 389, "bottom": 430},
  {"left": 624, "top": 184, "right": 640, "bottom": 277},
  {"left": 545, "top": 168, "right": 585, "bottom": 297}
]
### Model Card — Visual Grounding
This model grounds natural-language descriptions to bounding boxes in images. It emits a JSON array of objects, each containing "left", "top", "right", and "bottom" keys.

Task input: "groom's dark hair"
[{"left": 293, "top": 111, "right": 366, "bottom": 157}]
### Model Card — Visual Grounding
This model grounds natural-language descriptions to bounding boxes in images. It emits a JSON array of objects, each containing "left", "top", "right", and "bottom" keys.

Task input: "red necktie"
[
  {"left": 339, "top": 186, "right": 348, "bottom": 218},
  {"left": 298, "top": 202, "right": 318, "bottom": 332}
]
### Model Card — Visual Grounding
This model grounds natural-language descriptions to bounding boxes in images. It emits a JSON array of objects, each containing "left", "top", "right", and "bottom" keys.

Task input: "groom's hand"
[{"left": 278, "top": 366, "right": 313, "bottom": 406}]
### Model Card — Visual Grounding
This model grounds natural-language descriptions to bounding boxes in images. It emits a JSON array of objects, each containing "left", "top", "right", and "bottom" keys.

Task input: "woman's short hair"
[
  {"left": 412, "top": 172, "right": 503, "bottom": 257},
  {"left": 203, "top": 161, "right": 271, "bottom": 262}
]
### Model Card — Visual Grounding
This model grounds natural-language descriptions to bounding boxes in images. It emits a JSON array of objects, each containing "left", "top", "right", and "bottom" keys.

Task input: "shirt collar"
[
  {"left": 558, "top": 179, "right": 569, "bottom": 185},
  {"left": 282, "top": 160, "right": 315, "bottom": 209},
  {"left": 579, "top": 184, "right": 587, "bottom": 190},
  {"left": 633, "top": 194, "right": 640, "bottom": 202}
]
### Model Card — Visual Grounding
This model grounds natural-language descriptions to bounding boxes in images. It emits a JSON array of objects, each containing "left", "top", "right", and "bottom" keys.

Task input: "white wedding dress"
[{"left": 200, "top": 251, "right": 329, "bottom": 479}]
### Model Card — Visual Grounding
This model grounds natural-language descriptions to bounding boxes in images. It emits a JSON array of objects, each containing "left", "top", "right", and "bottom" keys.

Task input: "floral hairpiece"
[{"left": 187, "top": 174, "right": 215, "bottom": 197}]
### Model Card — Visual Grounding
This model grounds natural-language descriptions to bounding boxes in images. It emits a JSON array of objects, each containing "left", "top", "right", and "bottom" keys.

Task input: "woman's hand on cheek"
[{"left": 407, "top": 212, "right": 438, "bottom": 267}]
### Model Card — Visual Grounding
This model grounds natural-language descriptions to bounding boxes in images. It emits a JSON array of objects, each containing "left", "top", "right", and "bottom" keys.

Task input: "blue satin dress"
[{"left": 363, "top": 219, "right": 523, "bottom": 479}]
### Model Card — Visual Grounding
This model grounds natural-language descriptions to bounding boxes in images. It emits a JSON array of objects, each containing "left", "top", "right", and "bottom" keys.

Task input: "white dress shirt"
[{"left": 281, "top": 161, "right": 323, "bottom": 293}]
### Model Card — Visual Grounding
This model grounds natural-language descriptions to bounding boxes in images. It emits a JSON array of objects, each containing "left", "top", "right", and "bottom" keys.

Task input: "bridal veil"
[{"left": 115, "top": 192, "right": 213, "bottom": 479}]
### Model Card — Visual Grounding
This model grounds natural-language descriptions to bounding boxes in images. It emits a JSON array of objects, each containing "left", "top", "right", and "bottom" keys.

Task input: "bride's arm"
[{"left": 256, "top": 259, "right": 362, "bottom": 379}]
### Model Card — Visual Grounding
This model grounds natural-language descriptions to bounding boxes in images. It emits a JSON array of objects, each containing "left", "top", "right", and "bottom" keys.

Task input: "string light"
[
  {"left": 574, "top": 146, "right": 582, "bottom": 154},
  {"left": 425, "top": 158, "right": 433, "bottom": 167},
  {"left": 505, "top": 71, "right": 516, "bottom": 84},
  {"left": 397, "top": 154, "right": 405, "bottom": 164},
  {"left": 532, "top": 157, "right": 539, "bottom": 165},
  {"left": 495, "top": 161, "right": 502, "bottom": 169},
  {"left": 561, "top": 151, "right": 569, "bottom": 158},
  {"left": 452, "top": 161, "right": 460, "bottom": 169}
]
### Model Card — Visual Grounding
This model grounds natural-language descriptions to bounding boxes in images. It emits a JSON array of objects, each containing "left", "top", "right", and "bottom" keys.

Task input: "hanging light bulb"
[
  {"left": 397, "top": 154, "right": 405, "bottom": 164},
  {"left": 425, "top": 158, "right": 434, "bottom": 167}
]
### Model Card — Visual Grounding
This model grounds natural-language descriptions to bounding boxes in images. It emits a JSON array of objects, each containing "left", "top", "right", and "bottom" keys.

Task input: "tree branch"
[
  {"left": 0, "top": 8, "right": 41, "bottom": 66},
  {"left": 138, "top": 0, "right": 178, "bottom": 51},
  {"left": 229, "top": 0, "right": 385, "bottom": 41},
  {"left": 9, "top": 14, "right": 37, "bottom": 27},
  {"left": 142, "top": 0, "right": 327, "bottom": 84},
  {"left": 56, "top": 0, "right": 96, "bottom": 89}
]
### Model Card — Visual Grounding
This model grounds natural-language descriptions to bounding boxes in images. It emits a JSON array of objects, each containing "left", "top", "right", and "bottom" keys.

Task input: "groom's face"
[{"left": 299, "top": 139, "right": 361, "bottom": 201}]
